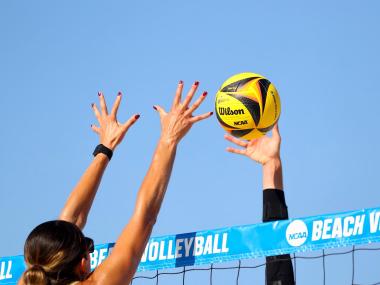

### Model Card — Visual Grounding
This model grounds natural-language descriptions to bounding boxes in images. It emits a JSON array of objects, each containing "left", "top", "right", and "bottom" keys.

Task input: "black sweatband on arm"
[
  {"left": 93, "top": 144, "right": 113, "bottom": 161},
  {"left": 263, "top": 188, "right": 289, "bottom": 222}
]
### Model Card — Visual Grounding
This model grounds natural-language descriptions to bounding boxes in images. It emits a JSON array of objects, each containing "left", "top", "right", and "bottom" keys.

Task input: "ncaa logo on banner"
[{"left": 286, "top": 220, "right": 308, "bottom": 247}]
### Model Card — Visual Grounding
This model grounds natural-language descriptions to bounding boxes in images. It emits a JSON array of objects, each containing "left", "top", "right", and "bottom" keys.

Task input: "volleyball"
[{"left": 215, "top": 72, "right": 281, "bottom": 140}]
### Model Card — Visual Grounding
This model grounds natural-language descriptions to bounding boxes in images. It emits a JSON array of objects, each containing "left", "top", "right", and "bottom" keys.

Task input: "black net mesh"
[{"left": 130, "top": 244, "right": 380, "bottom": 285}]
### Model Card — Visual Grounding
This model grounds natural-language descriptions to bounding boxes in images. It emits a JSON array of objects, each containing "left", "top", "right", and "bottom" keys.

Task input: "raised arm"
[
  {"left": 59, "top": 92, "right": 139, "bottom": 229},
  {"left": 225, "top": 124, "right": 295, "bottom": 285},
  {"left": 87, "top": 81, "right": 212, "bottom": 285}
]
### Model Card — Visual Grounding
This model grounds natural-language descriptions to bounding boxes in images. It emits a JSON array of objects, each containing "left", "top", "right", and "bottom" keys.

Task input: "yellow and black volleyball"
[{"left": 215, "top": 72, "right": 281, "bottom": 140}]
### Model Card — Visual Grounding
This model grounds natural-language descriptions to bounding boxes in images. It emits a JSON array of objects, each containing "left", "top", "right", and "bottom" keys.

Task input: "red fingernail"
[
  {"left": 153, "top": 105, "right": 157, "bottom": 110},
  {"left": 135, "top": 114, "right": 140, "bottom": 119},
  {"left": 117, "top": 92, "right": 122, "bottom": 96},
  {"left": 194, "top": 81, "right": 199, "bottom": 86},
  {"left": 210, "top": 111, "right": 213, "bottom": 115},
  {"left": 98, "top": 92, "right": 102, "bottom": 96},
  {"left": 202, "top": 91, "right": 208, "bottom": 97},
  {"left": 179, "top": 80, "right": 183, "bottom": 84}
]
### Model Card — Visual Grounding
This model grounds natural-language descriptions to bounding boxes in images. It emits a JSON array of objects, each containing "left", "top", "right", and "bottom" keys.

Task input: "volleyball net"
[{"left": 1, "top": 206, "right": 380, "bottom": 284}]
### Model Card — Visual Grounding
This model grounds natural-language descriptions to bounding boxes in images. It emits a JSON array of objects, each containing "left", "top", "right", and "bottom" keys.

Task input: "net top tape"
[{"left": 1, "top": 206, "right": 380, "bottom": 284}]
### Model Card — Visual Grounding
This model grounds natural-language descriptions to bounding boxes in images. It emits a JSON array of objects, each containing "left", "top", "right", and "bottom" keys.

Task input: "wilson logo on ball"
[{"left": 218, "top": 107, "right": 245, "bottom": 116}]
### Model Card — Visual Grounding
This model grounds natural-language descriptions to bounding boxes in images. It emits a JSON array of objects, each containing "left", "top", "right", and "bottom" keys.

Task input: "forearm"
[
  {"left": 94, "top": 139, "right": 177, "bottom": 284},
  {"left": 262, "top": 159, "right": 294, "bottom": 284},
  {"left": 59, "top": 153, "right": 109, "bottom": 228},
  {"left": 134, "top": 138, "right": 177, "bottom": 223},
  {"left": 262, "top": 157, "right": 283, "bottom": 190}
]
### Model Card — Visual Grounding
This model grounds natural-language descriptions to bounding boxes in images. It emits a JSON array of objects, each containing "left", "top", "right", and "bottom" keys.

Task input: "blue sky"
[{"left": 1, "top": 0, "right": 380, "bottom": 284}]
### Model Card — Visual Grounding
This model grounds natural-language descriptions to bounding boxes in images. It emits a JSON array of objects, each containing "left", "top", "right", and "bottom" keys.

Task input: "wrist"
[
  {"left": 159, "top": 136, "right": 179, "bottom": 149},
  {"left": 100, "top": 141, "right": 116, "bottom": 151},
  {"left": 263, "top": 156, "right": 282, "bottom": 169},
  {"left": 93, "top": 144, "right": 113, "bottom": 161},
  {"left": 94, "top": 152, "right": 110, "bottom": 163},
  {"left": 262, "top": 156, "right": 283, "bottom": 190}
]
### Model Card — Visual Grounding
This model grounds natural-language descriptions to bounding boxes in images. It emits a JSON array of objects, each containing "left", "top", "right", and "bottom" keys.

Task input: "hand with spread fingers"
[
  {"left": 59, "top": 92, "right": 140, "bottom": 229},
  {"left": 154, "top": 81, "right": 213, "bottom": 145},
  {"left": 91, "top": 92, "right": 140, "bottom": 151},
  {"left": 224, "top": 123, "right": 281, "bottom": 165}
]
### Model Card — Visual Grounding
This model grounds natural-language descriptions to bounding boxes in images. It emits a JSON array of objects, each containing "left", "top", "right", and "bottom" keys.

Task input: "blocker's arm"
[
  {"left": 59, "top": 154, "right": 109, "bottom": 229},
  {"left": 224, "top": 123, "right": 295, "bottom": 284},
  {"left": 59, "top": 92, "right": 139, "bottom": 229},
  {"left": 259, "top": 128, "right": 295, "bottom": 285},
  {"left": 89, "top": 138, "right": 177, "bottom": 284},
  {"left": 87, "top": 81, "right": 212, "bottom": 285}
]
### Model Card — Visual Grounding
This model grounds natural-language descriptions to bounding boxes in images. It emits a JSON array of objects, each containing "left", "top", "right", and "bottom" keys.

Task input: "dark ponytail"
[{"left": 23, "top": 265, "right": 50, "bottom": 285}]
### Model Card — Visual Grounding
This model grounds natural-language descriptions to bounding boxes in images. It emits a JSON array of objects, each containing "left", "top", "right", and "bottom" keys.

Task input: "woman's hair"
[{"left": 23, "top": 220, "right": 88, "bottom": 285}]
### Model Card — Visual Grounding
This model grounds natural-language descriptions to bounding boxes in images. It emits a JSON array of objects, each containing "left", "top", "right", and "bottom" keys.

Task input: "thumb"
[{"left": 272, "top": 122, "right": 281, "bottom": 140}]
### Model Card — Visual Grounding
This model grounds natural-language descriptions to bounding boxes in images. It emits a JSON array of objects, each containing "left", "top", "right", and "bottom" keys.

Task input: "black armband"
[
  {"left": 93, "top": 144, "right": 113, "bottom": 161},
  {"left": 262, "top": 189, "right": 289, "bottom": 222}
]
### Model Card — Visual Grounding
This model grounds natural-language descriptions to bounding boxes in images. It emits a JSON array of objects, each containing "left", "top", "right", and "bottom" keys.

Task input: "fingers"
[
  {"left": 188, "top": 111, "right": 213, "bottom": 123},
  {"left": 226, "top": 147, "right": 246, "bottom": 156},
  {"left": 91, "top": 103, "right": 101, "bottom": 122},
  {"left": 171, "top": 80, "right": 183, "bottom": 110},
  {"left": 153, "top": 105, "right": 167, "bottom": 118},
  {"left": 185, "top": 91, "right": 208, "bottom": 116},
  {"left": 90, "top": 124, "right": 100, "bottom": 134},
  {"left": 224, "top": 134, "right": 248, "bottom": 147},
  {"left": 122, "top": 114, "right": 140, "bottom": 133},
  {"left": 180, "top": 81, "right": 199, "bottom": 111},
  {"left": 111, "top": 92, "right": 122, "bottom": 118},
  {"left": 98, "top": 92, "right": 109, "bottom": 115}
]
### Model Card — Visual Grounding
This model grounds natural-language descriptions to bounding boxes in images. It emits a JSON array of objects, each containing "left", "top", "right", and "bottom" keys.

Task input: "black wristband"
[{"left": 93, "top": 144, "right": 113, "bottom": 161}]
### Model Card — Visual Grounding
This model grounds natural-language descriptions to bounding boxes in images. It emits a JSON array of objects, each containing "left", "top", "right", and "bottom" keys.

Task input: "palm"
[
  {"left": 245, "top": 134, "right": 280, "bottom": 164},
  {"left": 225, "top": 124, "right": 281, "bottom": 165},
  {"left": 91, "top": 92, "right": 139, "bottom": 151},
  {"left": 154, "top": 81, "right": 213, "bottom": 145}
]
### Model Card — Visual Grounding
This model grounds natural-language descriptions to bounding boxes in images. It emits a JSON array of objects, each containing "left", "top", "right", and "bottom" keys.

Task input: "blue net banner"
[{"left": 2, "top": 206, "right": 380, "bottom": 284}]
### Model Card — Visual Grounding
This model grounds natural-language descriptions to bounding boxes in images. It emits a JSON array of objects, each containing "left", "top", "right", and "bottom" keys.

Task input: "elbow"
[
  {"left": 59, "top": 211, "right": 87, "bottom": 229},
  {"left": 75, "top": 215, "right": 87, "bottom": 229}
]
